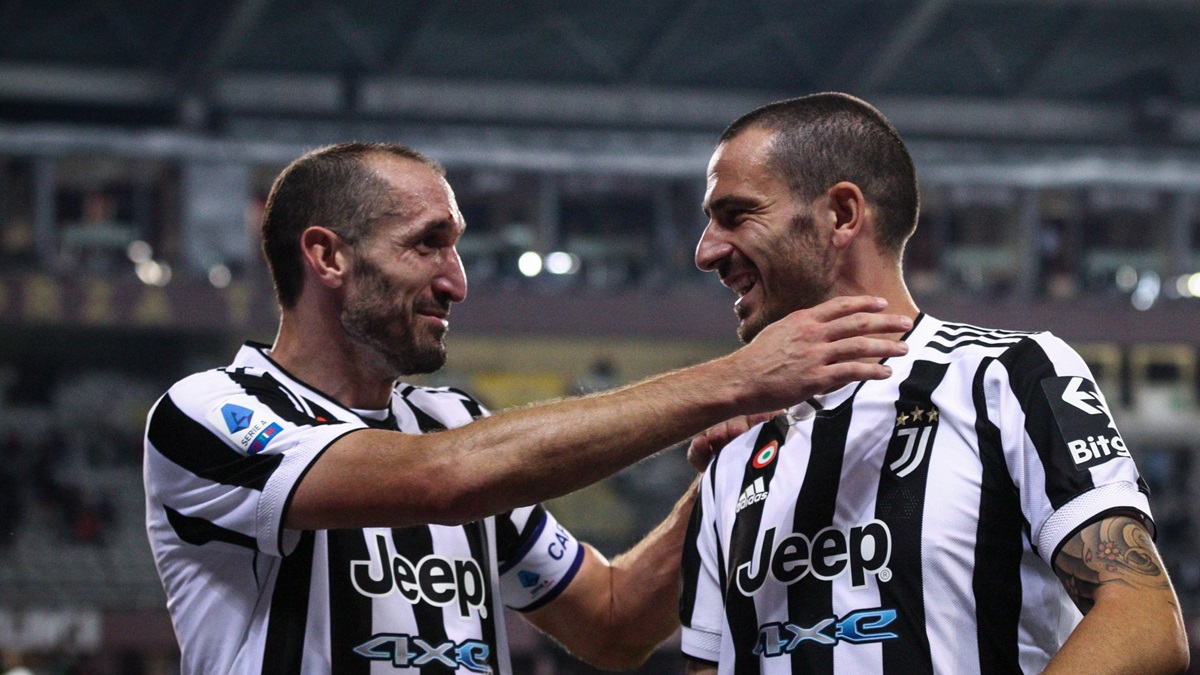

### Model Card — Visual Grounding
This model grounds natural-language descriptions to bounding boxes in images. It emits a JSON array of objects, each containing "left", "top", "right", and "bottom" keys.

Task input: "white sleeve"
[
  {"left": 986, "top": 333, "right": 1153, "bottom": 566},
  {"left": 680, "top": 468, "right": 724, "bottom": 664},
  {"left": 144, "top": 369, "right": 358, "bottom": 557},
  {"left": 496, "top": 505, "right": 584, "bottom": 611}
]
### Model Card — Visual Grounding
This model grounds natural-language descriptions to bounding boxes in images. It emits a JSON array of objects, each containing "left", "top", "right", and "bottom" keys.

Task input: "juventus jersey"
[
  {"left": 144, "top": 343, "right": 584, "bottom": 674},
  {"left": 679, "top": 315, "right": 1152, "bottom": 675}
]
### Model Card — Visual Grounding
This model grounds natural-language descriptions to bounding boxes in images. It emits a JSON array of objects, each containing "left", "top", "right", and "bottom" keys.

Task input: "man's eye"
[{"left": 416, "top": 236, "right": 446, "bottom": 253}]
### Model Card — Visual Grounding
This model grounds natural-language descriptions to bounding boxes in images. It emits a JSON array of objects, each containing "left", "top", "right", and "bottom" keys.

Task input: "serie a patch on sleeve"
[
  {"left": 1040, "top": 376, "right": 1129, "bottom": 470},
  {"left": 205, "top": 395, "right": 286, "bottom": 455}
]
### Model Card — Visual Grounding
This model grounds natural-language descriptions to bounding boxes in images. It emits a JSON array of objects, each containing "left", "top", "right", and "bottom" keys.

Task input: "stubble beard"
[
  {"left": 735, "top": 300, "right": 769, "bottom": 344},
  {"left": 736, "top": 281, "right": 832, "bottom": 344},
  {"left": 341, "top": 256, "right": 448, "bottom": 377},
  {"left": 736, "top": 212, "right": 834, "bottom": 344}
]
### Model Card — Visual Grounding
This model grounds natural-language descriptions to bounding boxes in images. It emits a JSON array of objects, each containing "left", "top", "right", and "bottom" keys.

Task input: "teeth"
[{"left": 721, "top": 270, "right": 756, "bottom": 296}]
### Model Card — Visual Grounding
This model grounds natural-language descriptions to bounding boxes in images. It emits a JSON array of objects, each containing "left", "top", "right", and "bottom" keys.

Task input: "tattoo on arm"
[{"left": 1053, "top": 514, "right": 1170, "bottom": 614}]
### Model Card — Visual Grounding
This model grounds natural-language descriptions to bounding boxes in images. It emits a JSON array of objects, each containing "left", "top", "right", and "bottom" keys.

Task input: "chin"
[
  {"left": 737, "top": 320, "right": 764, "bottom": 344},
  {"left": 736, "top": 305, "right": 782, "bottom": 344},
  {"left": 386, "top": 351, "right": 446, "bottom": 377},
  {"left": 403, "top": 341, "right": 449, "bottom": 376}
]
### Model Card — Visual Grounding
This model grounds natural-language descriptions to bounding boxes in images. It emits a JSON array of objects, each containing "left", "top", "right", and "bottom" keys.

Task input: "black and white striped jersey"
[
  {"left": 144, "top": 343, "right": 584, "bottom": 674},
  {"left": 680, "top": 314, "right": 1152, "bottom": 675}
]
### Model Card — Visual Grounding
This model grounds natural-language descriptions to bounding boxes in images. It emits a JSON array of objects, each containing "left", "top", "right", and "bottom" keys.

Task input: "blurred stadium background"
[{"left": 1, "top": 1, "right": 1199, "bottom": 673}]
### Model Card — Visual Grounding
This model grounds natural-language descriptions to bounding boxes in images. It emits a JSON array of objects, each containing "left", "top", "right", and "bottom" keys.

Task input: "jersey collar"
[{"left": 786, "top": 312, "right": 938, "bottom": 419}]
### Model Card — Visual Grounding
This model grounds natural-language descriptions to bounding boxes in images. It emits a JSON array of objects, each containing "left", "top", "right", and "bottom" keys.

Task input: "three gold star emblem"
[{"left": 896, "top": 406, "right": 939, "bottom": 426}]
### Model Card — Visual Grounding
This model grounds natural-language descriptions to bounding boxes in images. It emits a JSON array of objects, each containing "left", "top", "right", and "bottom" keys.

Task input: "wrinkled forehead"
[
  {"left": 708, "top": 127, "right": 778, "bottom": 176},
  {"left": 704, "top": 127, "right": 783, "bottom": 203}
]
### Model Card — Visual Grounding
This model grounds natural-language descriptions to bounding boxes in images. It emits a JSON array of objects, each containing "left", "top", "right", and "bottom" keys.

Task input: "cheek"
[{"left": 356, "top": 266, "right": 415, "bottom": 308}]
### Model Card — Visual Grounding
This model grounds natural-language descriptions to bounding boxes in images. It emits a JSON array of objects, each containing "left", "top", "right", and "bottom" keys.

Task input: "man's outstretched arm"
[
  {"left": 287, "top": 296, "right": 911, "bottom": 529},
  {"left": 522, "top": 480, "right": 700, "bottom": 669},
  {"left": 1045, "top": 513, "right": 1189, "bottom": 674}
]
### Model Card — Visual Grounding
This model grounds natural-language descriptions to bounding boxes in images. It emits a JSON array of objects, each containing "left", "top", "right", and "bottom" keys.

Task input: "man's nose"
[
  {"left": 435, "top": 248, "right": 468, "bottom": 303},
  {"left": 694, "top": 222, "right": 732, "bottom": 272}
]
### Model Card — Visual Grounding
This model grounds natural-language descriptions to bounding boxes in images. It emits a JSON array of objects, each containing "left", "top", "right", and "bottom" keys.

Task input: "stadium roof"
[{"left": 2, "top": 0, "right": 1199, "bottom": 147}]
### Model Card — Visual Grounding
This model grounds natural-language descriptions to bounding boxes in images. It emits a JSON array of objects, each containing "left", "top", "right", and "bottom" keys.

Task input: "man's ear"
[
  {"left": 299, "top": 226, "right": 351, "bottom": 289},
  {"left": 826, "top": 181, "right": 867, "bottom": 250}
]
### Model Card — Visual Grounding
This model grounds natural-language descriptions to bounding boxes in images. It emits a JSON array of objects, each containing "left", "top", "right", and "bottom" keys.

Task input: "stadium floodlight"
[
  {"left": 127, "top": 240, "right": 153, "bottom": 263},
  {"left": 136, "top": 260, "right": 172, "bottom": 287},
  {"left": 545, "top": 251, "right": 580, "bottom": 275},
  {"left": 1187, "top": 273, "right": 1200, "bottom": 298},
  {"left": 1114, "top": 265, "right": 1138, "bottom": 293},
  {"left": 518, "top": 251, "right": 543, "bottom": 277},
  {"left": 208, "top": 264, "right": 232, "bottom": 289},
  {"left": 1131, "top": 271, "right": 1159, "bottom": 311}
]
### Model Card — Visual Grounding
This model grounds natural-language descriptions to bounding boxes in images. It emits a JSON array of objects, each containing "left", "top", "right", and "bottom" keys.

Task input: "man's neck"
[
  {"left": 835, "top": 254, "right": 920, "bottom": 342},
  {"left": 269, "top": 314, "right": 395, "bottom": 409}
]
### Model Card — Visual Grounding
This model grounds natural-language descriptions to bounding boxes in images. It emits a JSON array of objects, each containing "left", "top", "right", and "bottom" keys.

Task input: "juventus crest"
[{"left": 888, "top": 404, "right": 940, "bottom": 478}]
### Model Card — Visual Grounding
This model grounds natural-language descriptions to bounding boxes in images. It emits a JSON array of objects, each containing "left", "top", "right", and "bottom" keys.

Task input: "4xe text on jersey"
[
  {"left": 354, "top": 634, "right": 491, "bottom": 672},
  {"left": 754, "top": 609, "right": 899, "bottom": 656}
]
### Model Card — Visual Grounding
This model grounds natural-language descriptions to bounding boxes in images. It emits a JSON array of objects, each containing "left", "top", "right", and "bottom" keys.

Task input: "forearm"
[
  {"left": 1043, "top": 583, "right": 1188, "bottom": 674},
  {"left": 598, "top": 479, "right": 699, "bottom": 662},
  {"left": 1046, "top": 514, "right": 1189, "bottom": 674},
  {"left": 289, "top": 296, "right": 910, "bottom": 529},
  {"left": 428, "top": 370, "right": 736, "bottom": 524},
  {"left": 291, "top": 360, "right": 741, "bottom": 529},
  {"left": 526, "top": 481, "right": 699, "bottom": 669}
]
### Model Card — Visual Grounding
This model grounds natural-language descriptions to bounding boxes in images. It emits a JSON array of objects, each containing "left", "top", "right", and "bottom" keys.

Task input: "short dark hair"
[
  {"left": 720, "top": 92, "right": 919, "bottom": 256},
  {"left": 260, "top": 142, "right": 444, "bottom": 308}
]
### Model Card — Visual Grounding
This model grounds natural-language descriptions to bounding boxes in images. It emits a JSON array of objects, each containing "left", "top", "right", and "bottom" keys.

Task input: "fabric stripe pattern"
[
  {"left": 145, "top": 342, "right": 584, "bottom": 674},
  {"left": 680, "top": 314, "right": 1153, "bottom": 674}
]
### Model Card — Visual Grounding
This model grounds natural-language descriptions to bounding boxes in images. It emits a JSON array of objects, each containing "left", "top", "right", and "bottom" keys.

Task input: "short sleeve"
[
  {"left": 495, "top": 505, "right": 584, "bottom": 612},
  {"left": 680, "top": 468, "right": 725, "bottom": 664},
  {"left": 986, "top": 334, "right": 1152, "bottom": 565},
  {"left": 144, "top": 368, "right": 360, "bottom": 557}
]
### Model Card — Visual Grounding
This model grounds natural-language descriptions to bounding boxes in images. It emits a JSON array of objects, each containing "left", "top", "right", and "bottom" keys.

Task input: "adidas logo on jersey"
[{"left": 736, "top": 477, "right": 769, "bottom": 513}]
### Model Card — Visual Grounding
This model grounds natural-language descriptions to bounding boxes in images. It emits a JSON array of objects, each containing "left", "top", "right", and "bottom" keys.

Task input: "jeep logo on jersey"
[
  {"left": 352, "top": 534, "right": 487, "bottom": 619},
  {"left": 1041, "top": 376, "right": 1130, "bottom": 470},
  {"left": 736, "top": 521, "right": 892, "bottom": 596}
]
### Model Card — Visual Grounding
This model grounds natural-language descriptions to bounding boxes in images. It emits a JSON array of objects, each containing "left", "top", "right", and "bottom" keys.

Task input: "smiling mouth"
[
  {"left": 414, "top": 297, "right": 451, "bottom": 318},
  {"left": 722, "top": 272, "right": 757, "bottom": 300},
  {"left": 414, "top": 303, "right": 451, "bottom": 330}
]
